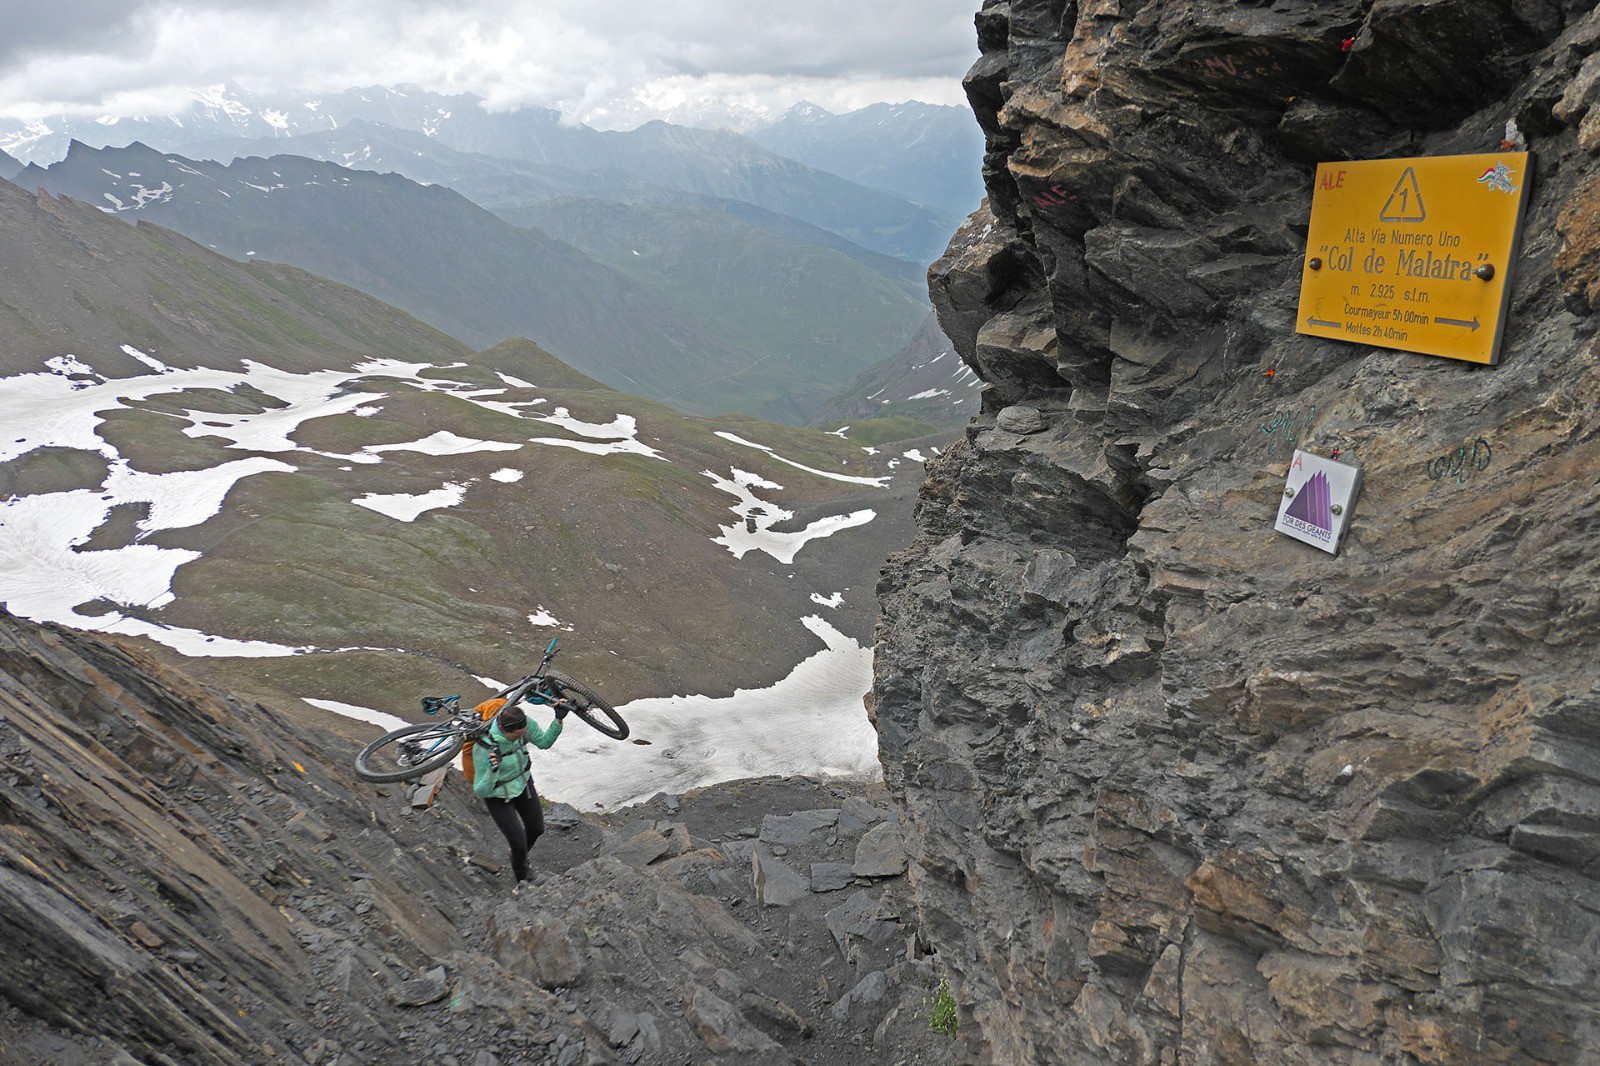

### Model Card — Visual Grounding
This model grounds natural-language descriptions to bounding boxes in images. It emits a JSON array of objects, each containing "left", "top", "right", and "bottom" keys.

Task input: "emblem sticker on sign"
[{"left": 1296, "top": 152, "right": 1531, "bottom": 365}]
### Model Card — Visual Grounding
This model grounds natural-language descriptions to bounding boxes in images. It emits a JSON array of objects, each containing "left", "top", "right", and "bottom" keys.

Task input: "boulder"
[
  {"left": 852, "top": 821, "right": 908, "bottom": 878},
  {"left": 391, "top": 966, "right": 449, "bottom": 1008},
  {"left": 759, "top": 809, "right": 839, "bottom": 845},
  {"left": 810, "top": 863, "right": 857, "bottom": 892},
  {"left": 751, "top": 847, "right": 810, "bottom": 907}
]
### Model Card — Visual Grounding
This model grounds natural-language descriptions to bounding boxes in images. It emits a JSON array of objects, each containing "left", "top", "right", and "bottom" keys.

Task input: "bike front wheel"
[
  {"left": 546, "top": 671, "right": 630, "bottom": 740},
  {"left": 354, "top": 722, "right": 466, "bottom": 782}
]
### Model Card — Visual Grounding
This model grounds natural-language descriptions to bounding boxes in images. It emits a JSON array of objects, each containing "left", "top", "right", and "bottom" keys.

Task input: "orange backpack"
[{"left": 460, "top": 697, "right": 507, "bottom": 784}]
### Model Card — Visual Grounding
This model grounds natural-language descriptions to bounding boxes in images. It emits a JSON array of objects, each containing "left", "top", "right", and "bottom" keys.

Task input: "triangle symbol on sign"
[{"left": 1379, "top": 167, "right": 1426, "bottom": 222}]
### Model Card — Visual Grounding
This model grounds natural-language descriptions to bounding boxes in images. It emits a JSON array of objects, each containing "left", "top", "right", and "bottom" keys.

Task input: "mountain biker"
[{"left": 471, "top": 700, "right": 567, "bottom": 888}]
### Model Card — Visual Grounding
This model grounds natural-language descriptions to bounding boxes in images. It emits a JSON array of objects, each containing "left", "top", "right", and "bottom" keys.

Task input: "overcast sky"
[{"left": 0, "top": 0, "right": 980, "bottom": 128}]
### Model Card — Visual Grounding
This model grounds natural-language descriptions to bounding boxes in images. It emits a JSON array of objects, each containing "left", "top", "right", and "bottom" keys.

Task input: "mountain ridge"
[
  {"left": 0, "top": 174, "right": 471, "bottom": 377},
  {"left": 3, "top": 84, "right": 963, "bottom": 264},
  {"left": 497, "top": 195, "right": 932, "bottom": 423},
  {"left": 17, "top": 143, "right": 781, "bottom": 417},
  {"left": 748, "top": 100, "right": 986, "bottom": 218},
  {"left": 19, "top": 142, "right": 944, "bottom": 424}
]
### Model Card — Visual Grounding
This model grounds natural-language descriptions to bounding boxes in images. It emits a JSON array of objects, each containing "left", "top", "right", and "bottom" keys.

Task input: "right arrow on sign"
[{"left": 1433, "top": 316, "right": 1481, "bottom": 331}]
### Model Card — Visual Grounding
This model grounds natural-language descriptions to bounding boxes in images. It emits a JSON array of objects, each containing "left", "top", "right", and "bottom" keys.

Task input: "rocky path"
[
  {"left": 494, "top": 775, "right": 953, "bottom": 1065},
  {"left": 0, "top": 609, "right": 958, "bottom": 1065}
]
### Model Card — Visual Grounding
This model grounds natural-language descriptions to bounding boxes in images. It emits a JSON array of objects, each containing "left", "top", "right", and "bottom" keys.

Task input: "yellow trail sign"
[{"left": 1296, "top": 152, "right": 1531, "bottom": 365}]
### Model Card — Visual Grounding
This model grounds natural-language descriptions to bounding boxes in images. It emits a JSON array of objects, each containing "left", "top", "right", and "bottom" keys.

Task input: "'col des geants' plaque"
[{"left": 1296, "top": 152, "right": 1531, "bottom": 365}]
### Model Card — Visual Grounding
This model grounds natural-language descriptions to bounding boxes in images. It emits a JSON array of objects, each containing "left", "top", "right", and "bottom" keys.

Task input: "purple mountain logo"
[{"left": 1284, "top": 470, "right": 1333, "bottom": 532}]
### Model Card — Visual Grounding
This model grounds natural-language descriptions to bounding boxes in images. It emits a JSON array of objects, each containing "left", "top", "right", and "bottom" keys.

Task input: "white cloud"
[{"left": 0, "top": 0, "right": 977, "bottom": 127}]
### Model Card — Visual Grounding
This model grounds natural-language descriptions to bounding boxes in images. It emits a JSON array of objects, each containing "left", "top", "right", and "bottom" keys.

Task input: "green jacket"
[{"left": 471, "top": 717, "right": 562, "bottom": 800}]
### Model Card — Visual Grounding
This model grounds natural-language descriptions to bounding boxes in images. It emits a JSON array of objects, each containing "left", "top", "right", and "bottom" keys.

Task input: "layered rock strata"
[
  {"left": 877, "top": 1, "right": 1600, "bottom": 1062},
  {"left": 0, "top": 608, "right": 951, "bottom": 1064}
]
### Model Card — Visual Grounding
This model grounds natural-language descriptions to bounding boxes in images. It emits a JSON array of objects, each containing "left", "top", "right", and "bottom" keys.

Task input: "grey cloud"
[
  {"left": 629, "top": 0, "right": 974, "bottom": 80},
  {"left": 0, "top": 0, "right": 460, "bottom": 69},
  {"left": 0, "top": 0, "right": 158, "bottom": 66},
  {"left": 0, "top": 0, "right": 975, "bottom": 124}
]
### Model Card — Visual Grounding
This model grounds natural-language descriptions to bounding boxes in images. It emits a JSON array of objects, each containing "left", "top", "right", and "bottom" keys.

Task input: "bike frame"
[
  {"left": 413, "top": 638, "right": 569, "bottom": 760},
  {"left": 357, "top": 635, "right": 625, "bottom": 781},
  {"left": 389, "top": 712, "right": 478, "bottom": 771}
]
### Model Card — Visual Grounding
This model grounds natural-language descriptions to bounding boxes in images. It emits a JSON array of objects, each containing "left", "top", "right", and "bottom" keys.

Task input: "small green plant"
[{"left": 927, "top": 976, "right": 958, "bottom": 1039}]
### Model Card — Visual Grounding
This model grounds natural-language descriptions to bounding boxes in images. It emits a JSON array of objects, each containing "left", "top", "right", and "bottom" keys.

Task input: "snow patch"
[
  {"left": 45, "top": 354, "right": 99, "bottom": 380},
  {"left": 534, "top": 616, "right": 878, "bottom": 808},
  {"left": 352, "top": 481, "right": 470, "bottom": 522},
  {"left": 703, "top": 468, "right": 875, "bottom": 564},
  {"left": 529, "top": 436, "right": 667, "bottom": 460},
  {"left": 536, "top": 407, "right": 637, "bottom": 440},
  {"left": 302, "top": 698, "right": 407, "bottom": 734},
  {"left": 362, "top": 430, "right": 522, "bottom": 457},
  {"left": 713, "top": 432, "right": 890, "bottom": 488},
  {"left": 120, "top": 345, "right": 169, "bottom": 373}
]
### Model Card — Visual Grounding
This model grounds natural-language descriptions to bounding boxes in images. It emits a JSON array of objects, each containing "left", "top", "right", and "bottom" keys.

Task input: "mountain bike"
[{"left": 353, "top": 637, "right": 629, "bottom": 782}]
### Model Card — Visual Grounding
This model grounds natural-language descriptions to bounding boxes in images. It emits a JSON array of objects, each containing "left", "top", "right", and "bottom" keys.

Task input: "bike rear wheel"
[
  {"left": 546, "top": 671, "right": 630, "bottom": 740},
  {"left": 354, "top": 722, "right": 466, "bottom": 782}
]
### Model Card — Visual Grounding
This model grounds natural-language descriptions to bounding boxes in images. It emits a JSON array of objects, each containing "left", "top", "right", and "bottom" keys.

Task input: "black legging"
[{"left": 484, "top": 783, "right": 545, "bottom": 883}]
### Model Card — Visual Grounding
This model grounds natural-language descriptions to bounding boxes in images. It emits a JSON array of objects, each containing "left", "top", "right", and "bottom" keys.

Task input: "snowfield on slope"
[
  {"left": 306, "top": 615, "right": 877, "bottom": 809},
  {"left": 0, "top": 347, "right": 912, "bottom": 794}
]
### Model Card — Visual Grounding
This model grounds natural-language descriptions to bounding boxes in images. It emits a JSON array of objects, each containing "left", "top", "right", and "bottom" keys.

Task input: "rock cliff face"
[{"left": 877, "top": 1, "right": 1600, "bottom": 1062}]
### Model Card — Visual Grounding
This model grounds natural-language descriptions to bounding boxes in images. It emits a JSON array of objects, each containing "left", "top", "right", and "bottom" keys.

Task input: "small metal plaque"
[
  {"left": 1275, "top": 450, "right": 1362, "bottom": 556},
  {"left": 1296, "top": 152, "right": 1531, "bottom": 365}
]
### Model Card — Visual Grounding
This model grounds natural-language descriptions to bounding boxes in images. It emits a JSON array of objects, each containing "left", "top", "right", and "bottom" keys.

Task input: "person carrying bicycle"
[
  {"left": 471, "top": 699, "right": 567, "bottom": 889},
  {"left": 352, "top": 637, "right": 629, "bottom": 879}
]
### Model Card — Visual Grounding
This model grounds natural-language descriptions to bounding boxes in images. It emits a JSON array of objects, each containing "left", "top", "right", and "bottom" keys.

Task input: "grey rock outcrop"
[{"left": 877, "top": 1, "right": 1600, "bottom": 1062}]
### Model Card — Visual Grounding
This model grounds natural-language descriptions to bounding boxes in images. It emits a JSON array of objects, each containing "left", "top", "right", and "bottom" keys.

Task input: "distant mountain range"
[
  {"left": 19, "top": 143, "right": 756, "bottom": 406},
  {"left": 0, "top": 85, "right": 963, "bottom": 264},
  {"left": 498, "top": 197, "right": 931, "bottom": 424},
  {"left": 4, "top": 84, "right": 979, "bottom": 431},
  {"left": 0, "top": 84, "right": 480, "bottom": 161},
  {"left": 22, "top": 143, "right": 940, "bottom": 423},
  {"left": 0, "top": 146, "right": 18, "bottom": 180},
  {"left": 0, "top": 173, "right": 470, "bottom": 378},
  {"left": 748, "top": 101, "right": 985, "bottom": 218}
]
